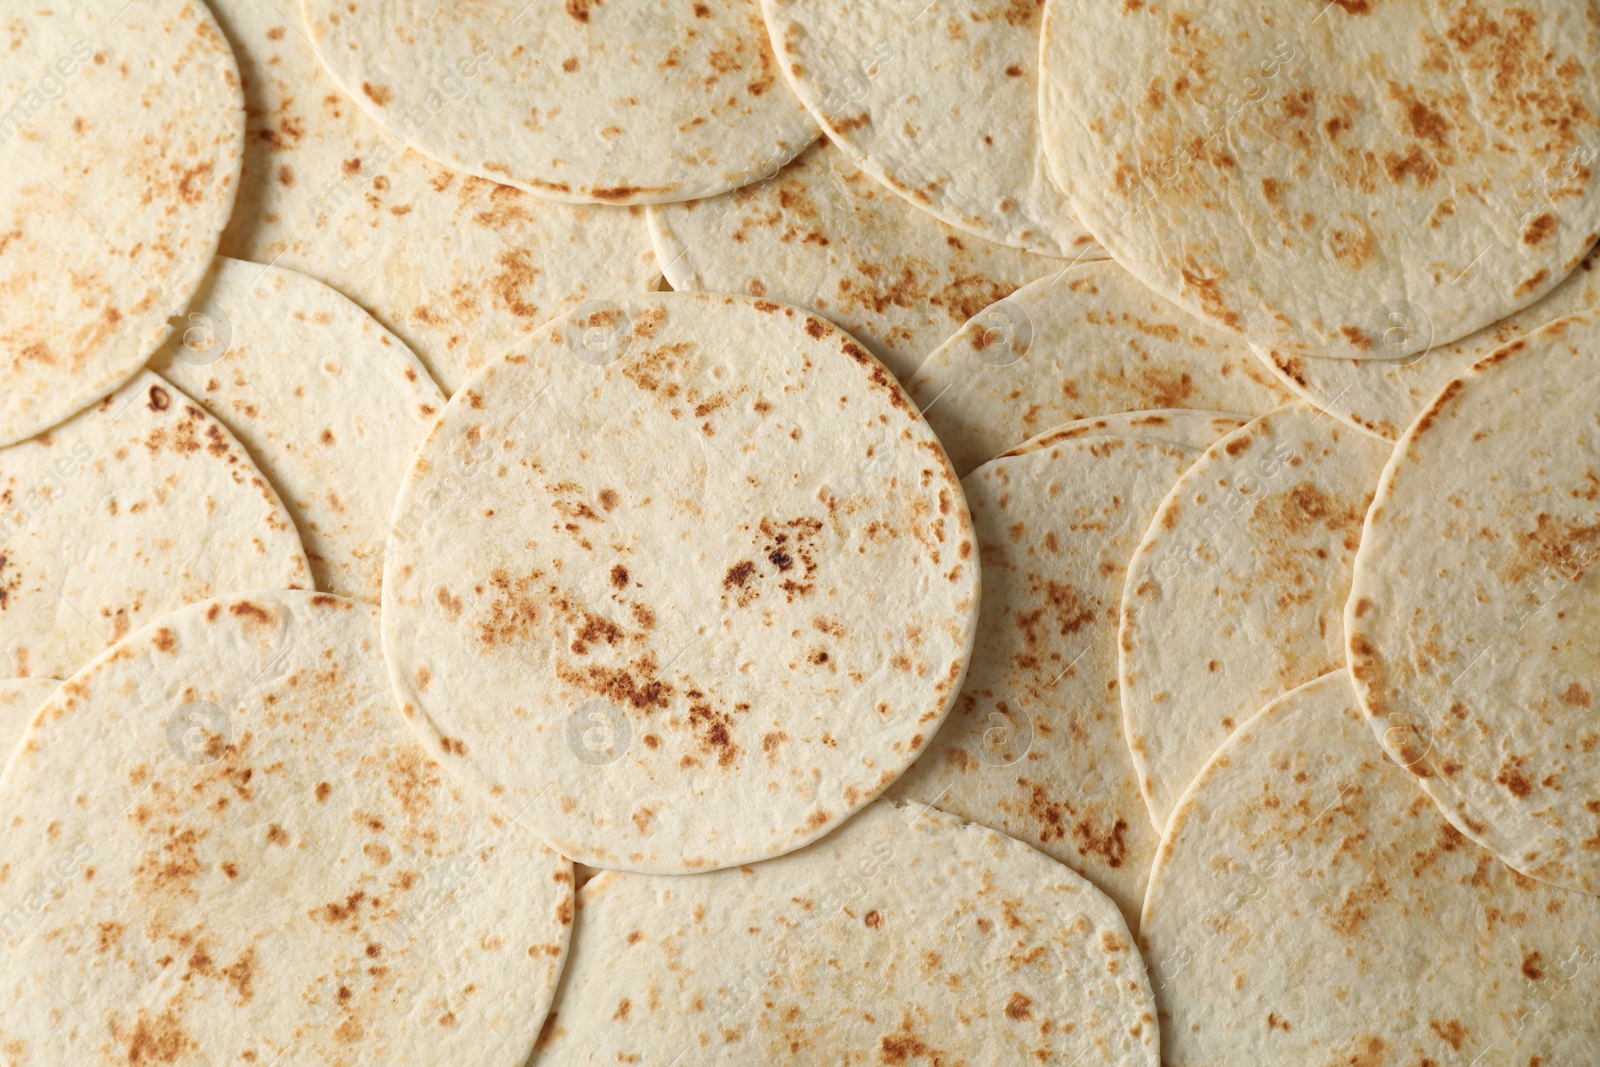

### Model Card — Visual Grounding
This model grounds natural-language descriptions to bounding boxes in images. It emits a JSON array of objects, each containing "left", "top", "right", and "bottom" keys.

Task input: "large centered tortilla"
[
  {"left": 383, "top": 293, "right": 978, "bottom": 873},
  {"left": 890, "top": 436, "right": 1198, "bottom": 931},
  {"left": 536, "top": 800, "right": 1158, "bottom": 1064},
  {"left": 906, "top": 260, "right": 1291, "bottom": 475},
  {"left": 301, "top": 0, "right": 818, "bottom": 206},
  {"left": 152, "top": 258, "right": 445, "bottom": 602},
  {"left": 0, "top": 678, "right": 59, "bottom": 767},
  {"left": 761, "top": 0, "right": 1092, "bottom": 256},
  {"left": 0, "top": 371, "right": 309, "bottom": 679},
  {"left": 1141, "top": 671, "right": 1600, "bottom": 1065},
  {"left": 648, "top": 140, "right": 1074, "bottom": 381},
  {"left": 0, "top": 591, "right": 572, "bottom": 1065},
  {"left": 1347, "top": 313, "right": 1600, "bottom": 896},
  {"left": 211, "top": 0, "right": 658, "bottom": 394},
  {"left": 0, "top": 0, "right": 243, "bottom": 446},
  {"left": 1120, "top": 401, "right": 1390, "bottom": 830},
  {"left": 1039, "top": 0, "right": 1600, "bottom": 359},
  {"left": 1001, "top": 410, "right": 1247, "bottom": 458}
]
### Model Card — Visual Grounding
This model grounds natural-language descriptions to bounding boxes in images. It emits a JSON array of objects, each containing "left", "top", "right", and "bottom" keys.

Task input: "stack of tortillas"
[{"left": 4, "top": 0, "right": 1599, "bottom": 1061}]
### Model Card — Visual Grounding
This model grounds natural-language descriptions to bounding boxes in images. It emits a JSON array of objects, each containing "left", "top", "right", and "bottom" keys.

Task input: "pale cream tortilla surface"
[{"left": 0, "top": 678, "right": 59, "bottom": 767}]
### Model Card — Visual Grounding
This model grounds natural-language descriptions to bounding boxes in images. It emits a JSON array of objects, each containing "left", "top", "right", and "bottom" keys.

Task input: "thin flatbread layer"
[
  {"left": 891, "top": 437, "right": 1198, "bottom": 931},
  {"left": 152, "top": 258, "right": 446, "bottom": 602},
  {"left": 0, "top": 591, "right": 572, "bottom": 1065},
  {"left": 0, "top": 0, "right": 243, "bottom": 446},
  {"left": 1141, "top": 671, "right": 1600, "bottom": 1065},
  {"left": 648, "top": 140, "right": 1077, "bottom": 381},
  {"left": 907, "top": 260, "right": 1292, "bottom": 475},
  {"left": 761, "top": 0, "right": 1093, "bottom": 256},
  {"left": 1121, "top": 401, "right": 1391, "bottom": 830},
  {"left": 1000, "top": 410, "right": 1247, "bottom": 458},
  {"left": 1039, "top": 0, "right": 1600, "bottom": 359},
  {"left": 0, "top": 678, "right": 60, "bottom": 768},
  {"left": 1262, "top": 243, "right": 1600, "bottom": 441},
  {"left": 1347, "top": 313, "right": 1600, "bottom": 896},
  {"left": 0, "top": 371, "right": 309, "bottom": 679},
  {"left": 301, "top": 0, "right": 818, "bottom": 205},
  {"left": 382, "top": 293, "right": 979, "bottom": 873},
  {"left": 536, "top": 800, "right": 1158, "bottom": 1065}
]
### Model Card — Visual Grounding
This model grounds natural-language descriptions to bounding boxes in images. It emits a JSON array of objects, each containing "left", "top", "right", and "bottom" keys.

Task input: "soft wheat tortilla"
[
  {"left": 761, "top": 0, "right": 1093, "bottom": 256},
  {"left": 648, "top": 140, "right": 1077, "bottom": 381},
  {"left": 302, "top": 0, "right": 817, "bottom": 206},
  {"left": 537, "top": 800, "right": 1158, "bottom": 1065},
  {"left": 0, "top": 678, "right": 59, "bottom": 766},
  {"left": 1001, "top": 410, "right": 1247, "bottom": 458},
  {"left": 152, "top": 257, "right": 446, "bottom": 602},
  {"left": 0, "top": 371, "right": 309, "bottom": 679},
  {"left": 383, "top": 293, "right": 978, "bottom": 873},
  {"left": 1120, "top": 402, "right": 1391, "bottom": 830},
  {"left": 891, "top": 436, "right": 1198, "bottom": 931},
  {"left": 1039, "top": 0, "right": 1600, "bottom": 359},
  {"left": 906, "top": 260, "right": 1292, "bottom": 475},
  {"left": 1141, "top": 671, "right": 1600, "bottom": 1065},
  {"left": 0, "top": 591, "right": 572, "bottom": 1065},
  {"left": 0, "top": 0, "right": 243, "bottom": 446},
  {"left": 1348, "top": 313, "right": 1600, "bottom": 896},
  {"left": 210, "top": 0, "right": 658, "bottom": 394}
]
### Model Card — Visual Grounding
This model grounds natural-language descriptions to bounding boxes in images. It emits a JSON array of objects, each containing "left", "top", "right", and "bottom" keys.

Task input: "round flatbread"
[
  {"left": 211, "top": 0, "right": 658, "bottom": 394},
  {"left": 0, "top": 591, "right": 572, "bottom": 1065},
  {"left": 0, "top": 678, "right": 60, "bottom": 767},
  {"left": 1263, "top": 242, "right": 1600, "bottom": 440},
  {"left": 301, "top": 0, "right": 818, "bottom": 205},
  {"left": 152, "top": 257, "right": 445, "bottom": 602},
  {"left": 1000, "top": 410, "right": 1247, "bottom": 458},
  {"left": 1121, "top": 401, "right": 1391, "bottom": 830},
  {"left": 0, "top": 371, "right": 309, "bottom": 679},
  {"left": 762, "top": 0, "right": 1092, "bottom": 256},
  {"left": 1348, "top": 313, "right": 1600, "bottom": 896},
  {"left": 648, "top": 140, "right": 1076, "bottom": 381},
  {"left": 0, "top": 0, "right": 243, "bottom": 446},
  {"left": 1039, "top": 0, "right": 1600, "bottom": 359},
  {"left": 536, "top": 800, "right": 1158, "bottom": 1065},
  {"left": 1141, "top": 670, "right": 1600, "bottom": 1065},
  {"left": 383, "top": 293, "right": 979, "bottom": 873},
  {"left": 907, "top": 259, "right": 1292, "bottom": 476},
  {"left": 891, "top": 436, "right": 1199, "bottom": 931}
]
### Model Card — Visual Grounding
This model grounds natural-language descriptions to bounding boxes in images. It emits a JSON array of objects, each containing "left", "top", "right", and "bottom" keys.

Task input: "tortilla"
[
  {"left": 382, "top": 293, "right": 979, "bottom": 873},
  {"left": 536, "top": 799, "right": 1158, "bottom": 1064},
  {"left": 0, "top": 0, "right": 243, "bottom": 447},
  {"left": 761, "top": 0, "right": 1092, "bottom": 257},
  {"left": 648, "top": 140, "right": 1077, "bottom": 381},
  {"left": 1347, "top": 313, "right": 1600, "bottom": 896},
  {"left": 209, "top": 0, "right": 659, "bottom": 395},
  {"left": 1141, "top": 670, "right": 1600, "bottom": 1065},
  {"left": 1262, "top": 242, "right": 1600, "bottom": 441},
  {"left": 0, "top": 678, "right": 59, "bottom": 767},
  {"left": 906, "top": 259, "right": 1292, "bottom": 476},
  {"left": 890, "top": 436, "right": 1199, "bottom": 931},
  {"left": 301, "top": 0, "right": 817, "bottom": 206},
  {"left": 1000, "top": 410, "right": 1247, "bottom": 458},
  {"left": 0, "top": 590, "right": 572, "bottom": 1065},
  {"left": 151, "top": 257, "right": 445, "bottom": 602},
  {"left": 1120, "top": 401, "right": 1391, "bottom": 830},
  {"left": 1039, "top": 0, "right": 1600, "bottom": 360},
  {"left": 0, "top": 371, "right": 310, "bottom": 679}
]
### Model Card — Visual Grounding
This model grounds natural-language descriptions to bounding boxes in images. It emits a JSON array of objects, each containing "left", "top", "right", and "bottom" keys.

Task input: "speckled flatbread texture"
[
  {"left": 301, "top": 0, "right": 818, "bottom": 206},
  {"left": 1262, "top": 242, "right": 1600, "bottom": 441},
  {"left": 0, "top": 677, "right": 59, "bottom": 767},
  {"left": 1000, "top": 410, "right": 1247, "bottom": 458},
  {"left": 1347, "top": 312, "right": 1600, "bottom": 897},
  {"left": 891, "top": 437, "right": 1199, "bottom": 932},
  {"left": 536, "top": 800, "right": 1159, "bottom": 1065},
  {"left": 0, "top": 371, "right": 309, "bottom": 680},
  {"left": 0, "top": 590, "right": 573, "bottom": 1066},
  {"left": 648, "top": 140, "right": 1077, "bottom": 381},
  {"left": 1141, "top": 670, "right": 1600, "bottom": 1066},
  {"left": 0, "top": 0, "right": 243, "bottom": 446},
  {"left": 210, "top": 0, "right": 659, "bottom": 395},
  {"left": 761, "top": 0, "right": 1094, "bottom": 257},
  {"left": 152, "top": 258, "right": 445, "bottom": 602},
  {"left": 906, "top": 260, "right": 1292, "bottom": 476},
  {"left": 1039, "top": 0, "right": 1600, "bottom": 359},
  {"left": 382, "top": 293, "right": 979, "bottom": 873},
  {"left": 1120, "top": 402, "right": 1392, "bottom": 831}
]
